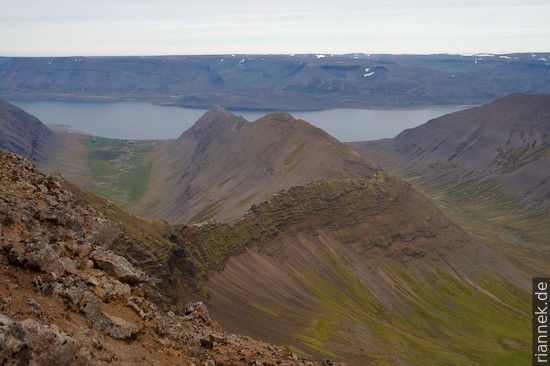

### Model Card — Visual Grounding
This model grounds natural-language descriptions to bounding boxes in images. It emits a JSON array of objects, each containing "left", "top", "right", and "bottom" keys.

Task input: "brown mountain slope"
[
  {"left": 0, "top": 99, "right": 58, "bottom": 163},
  {"left": 0, "top": 150, "right": 337, "bottom": 366},
  {"left": 352, "top": 93, "right": 550, "bottom": 211},
  {"left": 164, "top": 174, "right": 530, "bottom": 365},
  {"left": 0, "top": 147, "right": 533, "bottom": 365},
  {"left": 132, "top": 107, "right": 379, "bottom": 223}
]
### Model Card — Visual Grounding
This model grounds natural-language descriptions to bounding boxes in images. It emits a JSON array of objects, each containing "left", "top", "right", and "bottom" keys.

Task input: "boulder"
[
  {"left": 0, "top": 313, "right": 90, "bottom": 365},
  {"left": 8, "top": 237, "right": 64, "bottom": 277},
  {"left": 78, "top": 291, "right": 139, "bottom": 340},
  {"left": 184, "top": 301, "right": 211, "bottom": 323},
  {"left": 0, "top": 314, "right": 31, "bottom": 365},
  {"left": 90, "top": 248, "right": 148, "bottom": 284}
]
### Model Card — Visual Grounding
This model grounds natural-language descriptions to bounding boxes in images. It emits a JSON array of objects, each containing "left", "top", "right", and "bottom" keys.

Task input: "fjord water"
[{"left": 9, "top": 100, "right": 471, "bottom": 142}]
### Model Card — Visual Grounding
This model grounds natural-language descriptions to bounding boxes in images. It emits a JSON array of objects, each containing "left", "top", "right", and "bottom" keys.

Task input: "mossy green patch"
[
  {"left": 294, "top": 253, "right": 530, "bottom": 365},
  {"left": 296, "top": 314, "right": 337, "bottom": 357},
  {"left": 85, "top": 139, "right": 153, "bottom": 207},
  {"left": 88, "top": 149, "right": 123, "bottom": 160},
  {"left": 393, "top": 266, "right": 530, "bottom": 365},
  {"left": 88, "top": 159, "right": 117, "bottom": 177},
  {"left": 119, "top": 161, "right": 152, "bottom": 206},
  {"left": 85, "top": 137, "right": 127, "bottom": 147},
  {"left": 250, "top": 301, "right": 279, "bottom": 317},
  {"left": 284, "top": 140, "right": 304, "bottom": 168},
  {"left": 190, "top": 202, "right": 222, "bottom": 223}
]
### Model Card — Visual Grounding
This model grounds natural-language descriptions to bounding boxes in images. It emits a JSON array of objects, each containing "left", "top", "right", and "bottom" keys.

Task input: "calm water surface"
[{"left": 9, "top": 100, "right": 472, "bottom": 142}]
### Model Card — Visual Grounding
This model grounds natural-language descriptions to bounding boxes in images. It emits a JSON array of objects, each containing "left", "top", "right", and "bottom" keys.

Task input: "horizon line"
[{"left": 1, "top": 51, "right": 549, "bottom": 58}]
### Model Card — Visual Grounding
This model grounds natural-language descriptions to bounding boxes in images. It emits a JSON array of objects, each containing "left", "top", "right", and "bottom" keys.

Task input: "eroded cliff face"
[
  {"left": 172, "top": 173, "right": 459, "bottom": 294},
  {"left": 0, "top": 151, "right": 342, "bottom": 366}
]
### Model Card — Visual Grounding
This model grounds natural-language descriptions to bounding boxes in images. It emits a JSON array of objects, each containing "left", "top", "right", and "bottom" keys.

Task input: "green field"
[{"left": 85, "top": 137, "right": 153, "bottom": 208}]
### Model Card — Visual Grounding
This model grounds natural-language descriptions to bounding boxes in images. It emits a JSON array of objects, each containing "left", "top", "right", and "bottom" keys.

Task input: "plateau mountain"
[{"left": 1, "top": 53, "right": 549, "bottom": 110}]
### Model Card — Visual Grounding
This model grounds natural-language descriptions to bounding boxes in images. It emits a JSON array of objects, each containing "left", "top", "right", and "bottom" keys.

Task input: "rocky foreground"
[{"left": 0, "top": 150, "right": 342, "bottom": 365}]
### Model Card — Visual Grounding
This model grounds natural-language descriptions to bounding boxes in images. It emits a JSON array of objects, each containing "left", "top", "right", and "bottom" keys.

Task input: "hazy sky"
[{"left": 1, "top": 0, "right": 549, "bottom": 56}]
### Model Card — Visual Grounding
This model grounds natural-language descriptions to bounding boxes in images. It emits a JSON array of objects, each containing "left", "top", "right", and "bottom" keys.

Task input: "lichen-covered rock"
[
  {"left": 6, "top": 236, "right": 64, "bottom": 278},
  {"left": 20, "top": 318, "right": 90, "bottom": 365},
  {"left": 0, "top": 314, "right": 90, "bottom": 366},
  {"left": 127, "top": 296, "right": 157, "bottom": 320},
  {"left": 97, "top": 313, "right": 139, "bottom": 340},
  {"left": 0, "top": 314, "right": 31, "bottom": 365},
  {"left": 184, "top": 301, "right": 211, "bottom": 324},
  {"left": 90, "top": 248, "right": 148, "bottom": 284},
  {"left": 78, "top": 291, "right": 139, "bottom": 340},
  {"left": 23, "top": 237, "right": 64, "bottom": 277}
]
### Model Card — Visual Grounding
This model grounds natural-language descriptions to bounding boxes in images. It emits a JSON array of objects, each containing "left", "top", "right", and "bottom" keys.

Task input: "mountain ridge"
[
  {"left": 352, "top": 93, "right": 550, "bottom": 211},
  {"left": 132, "top": 107, "right": 380, "bottom": 223},
  {"left": 0, "top": 99, "right": 58, "bottom": 163},
  {"left": 0, "top": 95, "right": 540, "bottom": 364},
  {"left": 0, "top": 150, "right": 342, "bottom": 365},
  {"left": 190, "top": 173, "right": 529, "bottom": 364}
]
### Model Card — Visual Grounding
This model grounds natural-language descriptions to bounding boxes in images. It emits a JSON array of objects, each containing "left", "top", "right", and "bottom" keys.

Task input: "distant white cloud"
[{"left": 0, "top": 0, "right": 549, "bottom": 55}]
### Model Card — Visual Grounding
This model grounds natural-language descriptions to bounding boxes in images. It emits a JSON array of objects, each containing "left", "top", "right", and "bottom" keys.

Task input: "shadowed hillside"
[
  {"left": 351, "top": 93, "right": 550, "bottom": 266},
  {"left": 353, "top": 93, "right": 550, "bottom": 209},
  {"left": 132, "top": 107, "right": 379, "bottom": 223},
  {"left": 0, "top": 99, "right": 58, "bottom": 163}
]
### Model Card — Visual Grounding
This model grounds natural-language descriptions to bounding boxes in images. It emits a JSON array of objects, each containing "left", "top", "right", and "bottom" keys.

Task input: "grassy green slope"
[
  {"left": 42, "top": 136, "right": 535, "bottom": 365},
  {"left": 342, "top": 96, "right": 549, "bottom": 364},
  {"left": 297, "top": 254, "right": 529, "bottom": 365},
  {"left": 173, "top": 175, "right": 533, "bottom": 365},
  {"left": 205, "top": 227, "right": 530, "bottom": 365}
]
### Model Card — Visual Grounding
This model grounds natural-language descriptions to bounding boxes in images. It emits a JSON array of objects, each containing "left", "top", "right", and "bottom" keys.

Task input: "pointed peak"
[
  {"left": 179, "top": 106, "right": 247, "bottom": 140},
  {"left": 204, "top": 106, "right": 234, "bottom": 117},
  {"left": 254, "top": 111, "right": 337, "bottom": 141},
  {"left": 194, "top": 106, "right": 241, "bottom": 126},
  {"left": 260, "top": 111, "right": 296, "bottom": 121}
]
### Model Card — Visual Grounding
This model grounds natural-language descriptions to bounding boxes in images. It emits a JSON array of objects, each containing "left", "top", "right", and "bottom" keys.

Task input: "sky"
[{"left": 1, "top": 0, "right": 549, "bottom": 56}]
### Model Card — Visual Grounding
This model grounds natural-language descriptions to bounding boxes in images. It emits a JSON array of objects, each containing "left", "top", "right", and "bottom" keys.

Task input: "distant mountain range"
[{"left": 1, "top": 53, "right": 549, "bottom": 109}]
